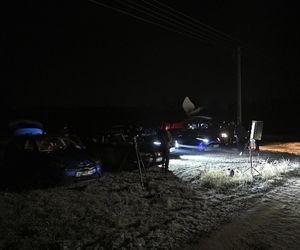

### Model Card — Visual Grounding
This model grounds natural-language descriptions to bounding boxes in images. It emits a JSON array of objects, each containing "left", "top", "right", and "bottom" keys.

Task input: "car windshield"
[{"left": 35, "top": 137, "right": 81, "bottom": 152}]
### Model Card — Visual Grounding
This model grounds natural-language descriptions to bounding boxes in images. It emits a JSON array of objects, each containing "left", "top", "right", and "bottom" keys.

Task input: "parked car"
[
  {"left": 170, "top": 128, "right": 221, "bottom": 152},
  {"left": 165, "top": 116, "right": 236, "bottom": 148},
  {"left": 84, "top": 125, "right": 165, "bottom": 171},
  {"left": 169, "top": 116, "right": 223, "bottom": 152},
  {"left": 2, "top": 134, "right": 102, "bottom": 188}
]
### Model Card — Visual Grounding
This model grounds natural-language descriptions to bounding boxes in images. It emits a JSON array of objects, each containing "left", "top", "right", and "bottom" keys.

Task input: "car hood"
[{"left": 44, "top": 150, "right": 97, "bottom": 169}]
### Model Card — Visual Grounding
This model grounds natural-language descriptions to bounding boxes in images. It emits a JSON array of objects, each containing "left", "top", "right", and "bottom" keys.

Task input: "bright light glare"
[
  {"left": 220, "top": 133, "right": 228, "bottom": 138},
  {"left": 179, "top": 155, "right": 206, "bottom": 160},
  {"left": 202, "top": 138, "right": 209, "bottom": 144},
  {"left": 175, "top": 140, "right": 179, "bottom": 148},
  {"left": 196, "top": 138, "right": 209, "bottom": 143},
  {"left": 153, "top": 141, "right": 161, "bottom": 146}
]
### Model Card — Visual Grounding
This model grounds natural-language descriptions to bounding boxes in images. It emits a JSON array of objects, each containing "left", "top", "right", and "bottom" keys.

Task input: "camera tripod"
[
  {"left": 243, "top": 139, "right": 262, "bottom": 177},
  {"left": 119, "top": 136, "right": 146, "bottom": 188}
]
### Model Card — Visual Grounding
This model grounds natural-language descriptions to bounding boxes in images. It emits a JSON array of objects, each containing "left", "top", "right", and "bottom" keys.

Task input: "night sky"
[{"left": 1, "top": 0, "right": 300, "bottom": 132}]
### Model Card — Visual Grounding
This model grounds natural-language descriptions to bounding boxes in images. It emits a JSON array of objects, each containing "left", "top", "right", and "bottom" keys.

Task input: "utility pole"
[{"left": 237, "top": 45, "right": 242, "bottom": 125}]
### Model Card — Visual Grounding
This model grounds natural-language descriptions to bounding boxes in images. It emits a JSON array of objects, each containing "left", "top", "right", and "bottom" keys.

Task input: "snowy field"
[{"left": 0, "top": 144, "right": 300, "bottom": 249}]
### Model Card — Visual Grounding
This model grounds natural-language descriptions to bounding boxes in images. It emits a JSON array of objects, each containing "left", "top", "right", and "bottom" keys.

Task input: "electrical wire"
[
  {"left": 140, "top": 0, "right": 235, "bottom": 43},
  {"left": 87, "top": 0, "right": 216, "bottom": 45},
  {"left": 149, "top": 0, "right": 238, "bottom": 43},
  {"left": 118, "top": 0, "right": 229, "bottom": 45},
  {"left": 87, "top": 0, "right": 235, "bottom": 48}
]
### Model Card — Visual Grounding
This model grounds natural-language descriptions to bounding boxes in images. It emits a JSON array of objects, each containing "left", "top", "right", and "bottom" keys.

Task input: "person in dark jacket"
[
  {"left": 234, "top": 123, "right": 248, "bottom": 155},
  {"left": 157, "top": 124, "right": 172, "bottom": 172}
]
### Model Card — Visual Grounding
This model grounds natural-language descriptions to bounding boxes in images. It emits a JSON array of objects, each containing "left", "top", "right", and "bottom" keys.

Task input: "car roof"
[
  {"left": 13, "top": 134, "right": 63, "bottom": 140},
  {"left": 8, "top": 120, "right": 43, "bottom": 129}
]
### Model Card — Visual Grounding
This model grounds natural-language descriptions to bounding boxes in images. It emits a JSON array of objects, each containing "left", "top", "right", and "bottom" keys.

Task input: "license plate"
[
  {"left": 76, "top": 169, "right": 94, "bottom": 177},
  {"left": 213, "top": 144, "right": 219, "bottom": 148}
]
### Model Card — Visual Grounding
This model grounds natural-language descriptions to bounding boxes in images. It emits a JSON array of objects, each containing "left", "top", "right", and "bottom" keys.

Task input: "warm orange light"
[{"left": 260, "top": 142, "right": 300, "bottom": 155}]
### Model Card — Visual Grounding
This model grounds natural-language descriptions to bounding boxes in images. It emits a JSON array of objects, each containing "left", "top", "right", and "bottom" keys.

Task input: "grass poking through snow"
[{"left": 171, "top": 157, "right": 299, "bottom": 190}]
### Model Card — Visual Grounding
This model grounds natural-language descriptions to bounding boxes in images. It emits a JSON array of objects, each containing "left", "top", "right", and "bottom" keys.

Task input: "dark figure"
[
  {"left": 157, "top": 125, "right": 172, "bottom": 172},
  {"left": 60, "top": 124, "right": 70, "bottom": 137},
  {"left": 228, "top": 121, "right": 236, "bottom": 145},
  {"left": 227, "top": 168, "right": 235, "bottom": 177},
  {"left": 234, "top": 123, "right": 248, "bottom": 155},
  {"left": 61, "top": 124, "right": 85, "bottom": 149}
]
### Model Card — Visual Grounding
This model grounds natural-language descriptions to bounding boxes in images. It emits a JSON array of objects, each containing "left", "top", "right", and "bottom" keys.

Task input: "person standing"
[
  {"left": 234, "top": 123, "right": 248, "bottom": 155},
  {"left": 157, "top": 124, "right": 172, "bottom": 172}
]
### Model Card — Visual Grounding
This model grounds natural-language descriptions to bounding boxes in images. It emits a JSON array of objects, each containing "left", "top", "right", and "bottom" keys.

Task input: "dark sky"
[{"left": 1, "top": 0, "right": 300, "bottom": 116}]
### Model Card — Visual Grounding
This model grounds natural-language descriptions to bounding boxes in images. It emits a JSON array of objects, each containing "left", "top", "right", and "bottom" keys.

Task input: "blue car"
[
  {"left": 3, "top": 133, "right": 102, "bottom": 188},
  {"left": 170, "top": 128, "right": 221, "bottom": 152}
]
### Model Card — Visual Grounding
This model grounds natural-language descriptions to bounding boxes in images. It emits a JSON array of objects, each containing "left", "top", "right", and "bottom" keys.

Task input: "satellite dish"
[{"left": 182, "top": 96, "right": 203, "bottom": 116}]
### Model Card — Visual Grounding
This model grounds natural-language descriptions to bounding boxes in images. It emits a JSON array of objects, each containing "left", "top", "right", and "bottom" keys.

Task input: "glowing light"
[
  {"left": 260, "top": 143, "right": 300, "bottom": 156},
  {"left": 220, "top": 133, "right": 228, "bottom": 138},
  {"left": 153, "top": 141, "right": 161, "bottom": 146},
  {"left": 198, "top": 142, "right": 204, "bottom": 151},
  {"left": 202, "top": 138, "right": 209, "bottom": 144},
  {"left": 196, "top": 138, "right": 209, "bottom": 144},
  {"left": 14, "top": 128, "right": 43, "bottom": 136},
  {"left": 179, "top": 155, "right": 206, "bottom": 160}
]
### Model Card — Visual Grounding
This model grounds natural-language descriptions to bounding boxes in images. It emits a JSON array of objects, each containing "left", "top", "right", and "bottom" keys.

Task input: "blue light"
[
  {"left": 65, "top": 163, "right": 102, "bottom": 178},
  {"left": 96, "top": 163, "right": 102, "bottom": 176},
  {"left": 198, "top": 142, "right": 204, "bottom": 151},
  {"left": 14, "top": 128, "right": 43, "bottom": 136},
  {"left": 65, "top": 170, "right": 77, "bottom": 177}
]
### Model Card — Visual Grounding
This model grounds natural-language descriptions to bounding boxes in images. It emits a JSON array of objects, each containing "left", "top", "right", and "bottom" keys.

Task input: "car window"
[
  {"left": 36, "top": 137, "right": 65, "bottom": 152},
  {"left": 62, "top": 138, "right": 83, "bottom": 149},
  {"left": 24, "top": 139, "right": 35, "bottom": 151}
]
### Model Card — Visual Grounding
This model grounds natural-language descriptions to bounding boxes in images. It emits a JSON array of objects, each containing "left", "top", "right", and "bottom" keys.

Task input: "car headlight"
[
  {"left": 153, "top": 140, "right": 161, "bottom": 146},
  {"left": 220, "top": 132, "right": 228, "bottom": 138},
  {"left": 202, "top": 138, "right": 209, "bottom": 144},
  {"left": 196, "top": 138, "right": 209, "bottom": 144}
]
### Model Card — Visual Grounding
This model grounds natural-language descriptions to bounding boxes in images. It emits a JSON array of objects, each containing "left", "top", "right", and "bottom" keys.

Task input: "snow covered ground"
[
  {"left": 0, "top": 144, "right": 300, "bottom": 249},
  {"left": 187, "top": 177, "right": 300, "bottom": 249}
]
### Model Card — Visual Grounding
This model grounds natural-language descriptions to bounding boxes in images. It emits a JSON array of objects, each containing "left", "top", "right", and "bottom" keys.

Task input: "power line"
[
  {"left": 87, "top": 0, "right": 235, "bottom": 47},
  {"left": 115, "top": 0, "right": 217, "bottom": 44},
  {"left": 141, "top": 0, "right": 235, "bottom": 43},
  {"left": 88, "top": 0, "right": 215, "bottom": 45},
  {"left": 150, "top": 0, "right": 238, "bottom": 43},
  {"left": 119, "top": 0, "right": 231, "bottom": 46}
]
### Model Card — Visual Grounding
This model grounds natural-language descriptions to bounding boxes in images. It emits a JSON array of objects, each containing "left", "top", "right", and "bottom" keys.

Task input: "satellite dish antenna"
[{"left": 182, "top": 96, "right": 203, "bottom": 116}]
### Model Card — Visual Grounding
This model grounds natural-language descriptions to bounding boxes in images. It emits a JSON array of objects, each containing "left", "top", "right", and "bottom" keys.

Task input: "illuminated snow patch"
[
  {"left": 179, "top": 155, "right": 207, "bottom": 161},
  {"left": 170, "top": 153, "right": 300, "bottom": 188}
]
